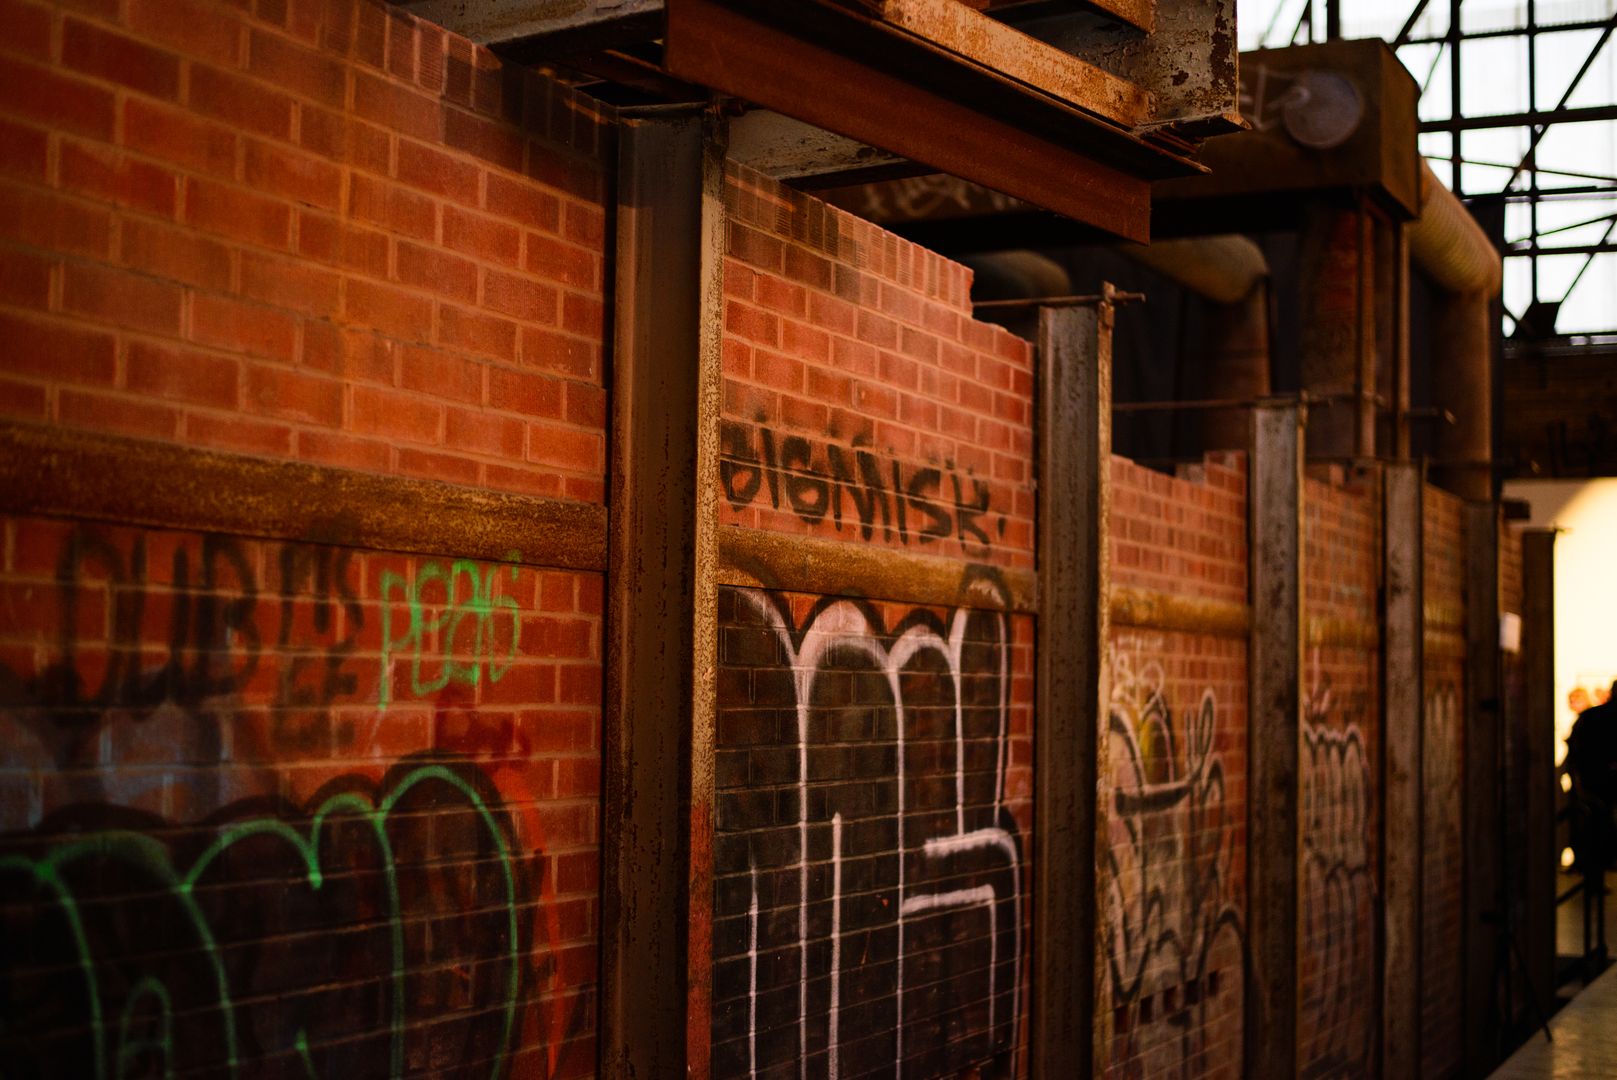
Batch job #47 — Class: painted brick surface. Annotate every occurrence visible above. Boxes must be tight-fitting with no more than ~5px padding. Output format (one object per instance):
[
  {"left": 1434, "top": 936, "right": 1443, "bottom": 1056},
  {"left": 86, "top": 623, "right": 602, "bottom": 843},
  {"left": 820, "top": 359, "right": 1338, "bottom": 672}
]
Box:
[
  {"left": 712, "top": 166, "right": 1039, "bottom": 1078},
  {"left": 719, "top": 163, "right": 1035, "bottom": 572},
  {"left": 0, "top": 513, "right": 602, "bottom": 1077},
  {"left": 1105, "top": 455, "right": 1249, "bottom": 1080},
  {"left": 1300, "top": 471, "right": 1381, "bottom": 1079},
  {"left": 0, "top": 0, "right": 609, "bottom": 501},
  {"left": 1422, "top": 484, "right": 1466, "bottom": 1080}
]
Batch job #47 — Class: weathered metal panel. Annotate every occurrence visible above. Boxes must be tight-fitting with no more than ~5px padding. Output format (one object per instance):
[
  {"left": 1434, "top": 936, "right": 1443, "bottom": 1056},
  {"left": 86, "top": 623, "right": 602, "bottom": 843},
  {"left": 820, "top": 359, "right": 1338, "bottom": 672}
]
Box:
[
  {"left": 1246, "top": 401, "right": 1304, "bottom": 1079},
  {"left": 1032, "top": 299, "right": 1112, "bottom": 1078},
  {"left": 390, "top": 0, "right": 663, "bottom": 48},
  {"left": 1460, "top": 501, "right": 1502, "bottom": 1076},
  {"left": 1381, "top": 461, "right": 1425, "bottom": 1079},
  {"left": 602, "top": 109, "right": 725, "bottom": 1080},
  {"left": 0, "top": 420, "right": 607, "bottom": 570}
]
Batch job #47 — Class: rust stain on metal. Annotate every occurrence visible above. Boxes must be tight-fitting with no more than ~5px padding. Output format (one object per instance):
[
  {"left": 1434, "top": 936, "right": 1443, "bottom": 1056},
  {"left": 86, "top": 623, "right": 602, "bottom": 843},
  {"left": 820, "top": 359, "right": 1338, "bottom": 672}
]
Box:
[
  {"left": 1109, "top": 585, "right": 1250, "bottom": 638},
  {"left": 715, "top": 527, "right": 1038, "bottom": 613},
  {"left": 0, "top": 420, "right": 607, "bottom": 569}
]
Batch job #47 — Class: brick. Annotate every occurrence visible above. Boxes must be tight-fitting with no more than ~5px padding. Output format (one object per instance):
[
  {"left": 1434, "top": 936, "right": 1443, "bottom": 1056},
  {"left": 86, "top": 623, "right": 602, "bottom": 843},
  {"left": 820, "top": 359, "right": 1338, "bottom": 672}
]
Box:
[
  {"left": 563, "top": 382, "right": 604, "bottom": 429},
  {"left": 126, "top": 340, "right": 241, "bottom": 409},
  {"left": 0, "top": 55, "right": 116, "bottom": 141},
  {"left": 191, "top": 293, "right": 298, "bottom": 362},
  {"left": 59, "top": 141, "right": 180, "bottom": 218},
  {"left": 396, "top": 240, "right": 477, "bottom": 302},
  {"left": 128, "top": 0, "right": 244, "bottom": 65},
  {"left": 296, "top": 428, "right": 392, "bottom": 472},
  {"left": 484, "top": 173, "right": 559, "bottom": 231},
  {"left": 350, "top": 385, "right": 440, "bottom": 443},
  {"left": 0, "top": 247, "right": 52, "bottom": 308},
  {"left": 185, "top": 177, "right": 292, "bottom": 249},
  {"left": 441, "top": 205, "right": 519, "bottom": 266},
  {"left": 728, "top": 223, "right": 783, "bottom": 271},
  {"left": 344, "top": 278, "right": 433, "bottom": 342},
  {"left": 243, "top": 360, "right": 343, "bottom": 425},
  {"left": 384, "top": 8, "right": 416, "bottom": 81},
  {"left": 483, "top": 268, "right": 556, "bottom": 324},
  {"left": 0, "top": 311, "right": 116, "bottom": 385},
  {"left": 118, "top": 216, "right": 234, "bottom": 291},
  {"left": 487, "top": 366, "right": 562, "bottom": 418},
  {"left": 0, "top": 375, "right": 47, "bottom": 419},
  {"left": 247, "top": 27, "right": 346, "bottom": 108},
  {"left": 437, "top": 304, "right": 516, "bottom": 360},
  {"left": 61, "top": 263, "right": 183, "bottom": 334},
  {"left": 526, "top": 423, "right": 600, "bottom": 473},
  {"left": 0, "top": 117, "right": 47, "bottom": 183},
  {"left": 296, "top": 211, "right": 388, "bottom": 277},
  {"left": 188, "top": 65, "right": 294, "bottom": 140},
  {"left": 123, "top": 98, "right": 239, "bottom": 179},
  {"left": 301, "top": 322, "right": 397, "bottom": 384},
  {"left": 63, "top": 19, "right": 182, "bottom": 100},
  {"left": 519, "top": 327, "right": 594, "bottom": 380},
  {"left": 442, "top": 107, "right": 522, "bottom": 173},
  {"left": 446, "top": 405, "right": 524, "bottom": 457},
  {"left": 524, "top": 233, "right": 596, "bottom": 290},
  {"left": 352, "top": 70, "right": 440, "bottom": 142},
  {"left": 299, "top": 106, "right": 393, "bottom": 173},
  {"left": 239, "top": 250, "right": 340, "bottom": 314},
  {"left": 0, "top": 0, "right": 51, "bottom": 58},
  {"left": 560, "top": 292, "right": 602, "bottom": 339},
  {"left": 184, "top": 410, "right": 294, "bottom": 455},
  {"left": 563, "top": 201, "right": 604, "bottom": 248},
  {"left": 395, "top": 445, "right": 478, "bottom": 485},
  {"left": 0, "top": 184, "right": 113, "bottom": 258},
  {"left": 396, "top": 139, "right": 480, "bottom": 203},
  {"left": 58, "top": 388, "right": 179, "bottom": 438},
  {"left": 244, "top": 140, "right": 344, "bottom": 211},
  {"left": 397, "top": 346, "right": 483, "bottom": 404},
  {"left": 347, "top": 174, "right": 436, "bottom": 243}
]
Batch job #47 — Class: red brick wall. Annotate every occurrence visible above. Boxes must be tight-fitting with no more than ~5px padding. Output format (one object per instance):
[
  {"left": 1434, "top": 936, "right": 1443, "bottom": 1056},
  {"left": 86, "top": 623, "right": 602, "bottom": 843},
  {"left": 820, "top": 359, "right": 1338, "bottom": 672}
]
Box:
[
  {"left": 0, "top": 514, "right": 602, "bottom": 1076},
  {"left": 1421, "top": 484, "right": 1466, "bottom": 1080},
  {"left": 711, "top": 164, "right": 1037, "bottom": 1078},
  {"left": 0, "top": 0, "right": 609, "bottom": 1075},
  {"left": 0, "top": 0, "right": 609, "bottom": 500},
  {"left": 719, "top": 162, "right": 1034, "bottom": 572},
  {"left": 1105, "top": 454, "right": 1249, "bottom": 1079},
  {"left": 1300, "top": 471, "right": 1381, "bottom": 1078}
]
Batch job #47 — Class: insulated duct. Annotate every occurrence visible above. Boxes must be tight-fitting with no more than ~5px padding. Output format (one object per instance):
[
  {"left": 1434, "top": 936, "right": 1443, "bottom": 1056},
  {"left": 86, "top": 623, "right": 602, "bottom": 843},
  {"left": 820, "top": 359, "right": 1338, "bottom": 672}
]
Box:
[{"left": 1410, "top": 159, "right": 1501, "bottom": 500}]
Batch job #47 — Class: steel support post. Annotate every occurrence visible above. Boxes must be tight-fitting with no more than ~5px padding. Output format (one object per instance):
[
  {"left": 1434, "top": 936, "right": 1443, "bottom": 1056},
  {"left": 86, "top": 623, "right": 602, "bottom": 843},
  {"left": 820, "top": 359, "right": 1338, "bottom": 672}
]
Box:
[
  {"left": 1521, "top": 529, "right": 1558, "bottom": 1020},
  {"left": 1381, "top": 461, "right": 1425, "bottom": 1079},
  {"left": 602, "top": 108, "right": 726, "bottom": 1080},
  {"left": 1032, "top": 297, "right": 1113, "bottom": 1079},
  {"left": 1461, "top": 501, "right": 1503, "bottom": 1076},
  {"left": 1246, "top": 401, "right": 1305, "bottom": 1080}
]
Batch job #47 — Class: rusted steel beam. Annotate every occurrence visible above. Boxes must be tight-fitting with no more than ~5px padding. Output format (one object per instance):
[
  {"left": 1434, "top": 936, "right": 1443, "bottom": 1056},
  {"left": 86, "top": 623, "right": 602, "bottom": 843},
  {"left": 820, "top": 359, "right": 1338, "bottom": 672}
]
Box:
[
  {"left": 601, "top": 108, "right": 725, "bottom": 1080},
  {"left": 715, "top": 527, "right": 1038, "bottom": 613},
  {"left": 1109, "top": 586, "right": 1249, "bottom": 637},
  {"left": 1031, "top": 296, "right": 1112, "bottom": 1078},
  {"left": 726, "top": 109, "right": 912, "bottom": 184},
  {"left": 391, "top": 0, "right": 663, "bottom": 52},
  {"left": 1304, "top": 617, "right": 1381, "bottom": 650},
  {"left": 1246, "top": 400, "right": 1305, "bottom": 1079},
  {"left": 1521, "top": 529, "right": 1558, "bottom": 1034},
  {"left": 1461, "top": 502, "right": 1503, "bottom": 1076},
  {"left": 1381, "top": 462, "right": 1424, "bottom": 1080},
  {"left": 663, "top": 0, "right": 1173, "bottom": 242},
  {"left": 0, "top": 420, "right": 606, "bottom": 569}
]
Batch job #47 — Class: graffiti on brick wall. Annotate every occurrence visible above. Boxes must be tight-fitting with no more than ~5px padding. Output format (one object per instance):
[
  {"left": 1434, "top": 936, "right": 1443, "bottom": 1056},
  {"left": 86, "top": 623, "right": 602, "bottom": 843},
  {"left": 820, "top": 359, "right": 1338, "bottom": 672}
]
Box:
[
  {"left": 720, "top": 420, "right": 1005, "bottom": 555},
  {"left": 0, "top": 524, "right": 595, "bottom": 1078},
  {"left": 1104, "top": 634, "right": 1245, "bottom": 1078},
  {"left": 712, "top": 581, "right": 1025, "bottom": 1079},
  {"left": 1425, "top": 683, "right": 1461, "bottom": 852},
  {"left": 1300, "top": 651, "right": 1373, "bottom": 1077},
  {"left": 0, "top": 755, "right": 589, "bottom": 1079}
]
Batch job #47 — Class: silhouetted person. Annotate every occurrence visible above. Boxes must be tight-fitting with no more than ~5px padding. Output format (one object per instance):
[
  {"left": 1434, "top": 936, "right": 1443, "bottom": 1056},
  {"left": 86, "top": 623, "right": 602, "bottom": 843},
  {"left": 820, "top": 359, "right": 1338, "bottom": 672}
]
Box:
[{"left": 1567, "top": 682, "right": 1617, "bottom": 967}]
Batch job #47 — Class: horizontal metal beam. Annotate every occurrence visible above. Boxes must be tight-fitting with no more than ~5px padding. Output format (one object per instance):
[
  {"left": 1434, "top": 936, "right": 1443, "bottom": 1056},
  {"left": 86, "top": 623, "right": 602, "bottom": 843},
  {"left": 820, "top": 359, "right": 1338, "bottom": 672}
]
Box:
[
  {"left": 727, "top": 109, "right": 911, "bottom": 182},
  {"left": 1507, "top": 241, "right": 1617, "bottom": 257},
  {"left": 391, "top": 0, "right": 664, "bottom": 51},
  {"left": 1419, "top": 103, "right": 1617, "bottom": 132},
  {"left": 0, "top": 421, "right": 608, "bottom": 570}
]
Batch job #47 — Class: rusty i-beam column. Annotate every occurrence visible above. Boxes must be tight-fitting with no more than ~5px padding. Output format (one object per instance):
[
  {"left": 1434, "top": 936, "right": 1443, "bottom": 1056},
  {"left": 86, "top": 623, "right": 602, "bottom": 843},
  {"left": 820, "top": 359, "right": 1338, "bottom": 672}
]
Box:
[
  {"left": 1246, "top": 400, "right": 1305, "bottom": 1080},
  {"left": 602, "top": 107, "right": 726, "bottom": 1080},
  {"left": 1521, "top": 529, "right": 1558, "bottom": 1027},
  {"left": 1032, "top": 296, "right": 1113, "bottom": 1078},
  {"left": 1381, "top": 461, "right": 1425, "bottom": 1078},
  {"left": 1461, "top": 502, "right": 1503, "bottom": 1076}
]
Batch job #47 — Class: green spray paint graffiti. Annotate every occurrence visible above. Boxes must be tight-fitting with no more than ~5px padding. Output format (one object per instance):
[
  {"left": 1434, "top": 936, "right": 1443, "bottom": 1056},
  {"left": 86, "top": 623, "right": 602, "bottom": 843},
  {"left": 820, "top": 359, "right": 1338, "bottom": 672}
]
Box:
[
  {"left": 0, "top": 760, "right": 523, "bottom": 1080},
  {"left": 380, "top": 557, "right": 523, "bottom": 708}
]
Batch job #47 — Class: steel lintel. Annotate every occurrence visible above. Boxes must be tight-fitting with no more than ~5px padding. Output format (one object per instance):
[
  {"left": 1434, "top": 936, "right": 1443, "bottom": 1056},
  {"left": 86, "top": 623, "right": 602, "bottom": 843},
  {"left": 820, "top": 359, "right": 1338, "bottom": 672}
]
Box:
[{"left": 391, "top": 0, "right": 663, "bottom": 52}]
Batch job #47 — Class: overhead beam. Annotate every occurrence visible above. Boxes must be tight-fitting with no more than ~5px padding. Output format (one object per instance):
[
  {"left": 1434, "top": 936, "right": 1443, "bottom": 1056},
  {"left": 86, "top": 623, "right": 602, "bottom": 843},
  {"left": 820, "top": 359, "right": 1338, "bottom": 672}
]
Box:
[
  {"left": 1419, "top": 103, "right": 1617, "bottom": 132},
  {"left": 390, "top": 0, "right": 663, "bottom": 52},
  {"left": 726, "top": 110, "right": 911, "bottom": 183}
]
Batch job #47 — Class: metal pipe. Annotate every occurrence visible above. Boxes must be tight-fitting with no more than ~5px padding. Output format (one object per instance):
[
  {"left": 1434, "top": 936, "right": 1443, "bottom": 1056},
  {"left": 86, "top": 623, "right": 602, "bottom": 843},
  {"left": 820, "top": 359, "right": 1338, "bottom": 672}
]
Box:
[{"left": 1411, "top": 159, "right": 1503, "bottom": 499}]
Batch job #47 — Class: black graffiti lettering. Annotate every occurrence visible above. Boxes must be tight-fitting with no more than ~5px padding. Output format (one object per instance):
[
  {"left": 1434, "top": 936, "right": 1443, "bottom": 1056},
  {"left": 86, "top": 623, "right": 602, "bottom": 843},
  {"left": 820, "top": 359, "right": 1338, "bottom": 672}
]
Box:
[
  {"left": 905, "top": 466, "right": 951, "bottom": 543},
  {"left": 780, "top": 435, "right": 831, "bottom": 523},
  {"left": 853, "top": 445, "right": 892, "bottom": 541},
  {"left": 758, "top": 424, "right": 782, "bottom": 509},
  {"left": 719, "top": 421, "right": 763, "bottom": 508},
  {"left": 953, "top": 473, "right": 993, "bottom": 547},
  {"left": 891, "top": 459, "right": 908, "bottom": 543}
]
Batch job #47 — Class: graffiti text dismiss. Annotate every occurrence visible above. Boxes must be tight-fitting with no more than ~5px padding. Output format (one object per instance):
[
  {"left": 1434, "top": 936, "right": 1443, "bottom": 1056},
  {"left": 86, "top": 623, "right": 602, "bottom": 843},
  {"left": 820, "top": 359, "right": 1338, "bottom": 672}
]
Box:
[{"left": 720, "top": 421, "right": 1005, "bottom": 552}]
